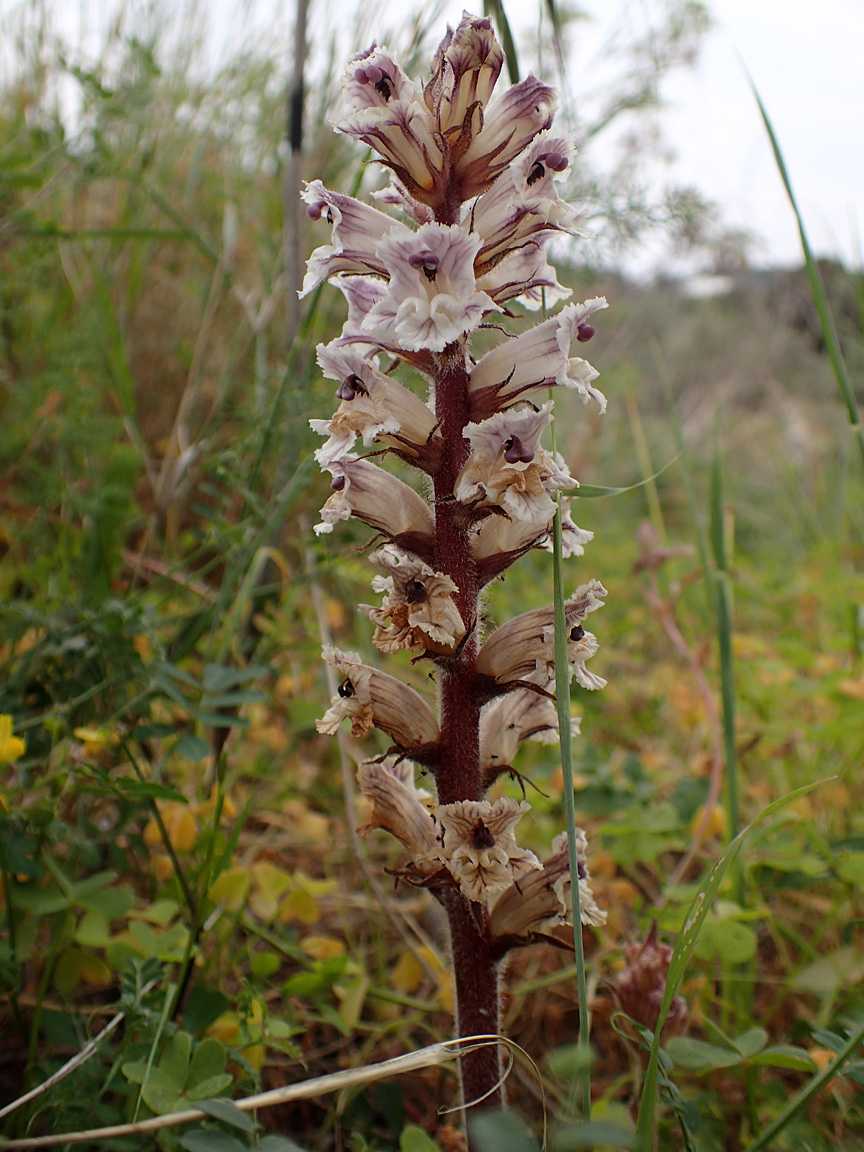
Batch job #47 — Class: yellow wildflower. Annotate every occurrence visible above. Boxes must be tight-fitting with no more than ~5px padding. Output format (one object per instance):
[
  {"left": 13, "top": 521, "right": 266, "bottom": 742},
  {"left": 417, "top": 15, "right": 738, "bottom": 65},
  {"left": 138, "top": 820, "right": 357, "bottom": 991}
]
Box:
[{"left": 0, "top": 716, "right": 25, "bottom": 764}]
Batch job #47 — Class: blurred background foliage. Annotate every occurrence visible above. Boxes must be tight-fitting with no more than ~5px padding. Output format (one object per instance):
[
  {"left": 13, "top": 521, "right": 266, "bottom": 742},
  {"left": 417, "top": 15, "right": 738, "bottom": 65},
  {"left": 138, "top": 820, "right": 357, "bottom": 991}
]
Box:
[{"left": 1, "top": 0, "right": 863, "bottom": 1149}]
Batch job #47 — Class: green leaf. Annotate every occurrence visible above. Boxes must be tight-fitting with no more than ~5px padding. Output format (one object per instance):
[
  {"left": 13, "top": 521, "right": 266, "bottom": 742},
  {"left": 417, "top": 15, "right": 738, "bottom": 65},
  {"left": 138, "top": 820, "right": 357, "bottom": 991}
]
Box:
[
  {"left": 552, "top": 1120, "right": 634, "bottom": 1149},
  {"left": 750, "top": 80, "right": 864, "bottom": 471},
  {"left": 79, "top": 885, "right": 136, "bottom": 919},
  {"left": 734, "top": 1028, "right": 768, "bottom": 1058},
  {"left": 791, "top": 946, "right": 864, "bottom": 998},
  {"left": 75, "top": 910, "right": 111, "bottom": 948},
  {"left": 255, "top": 1139, "right": 308, "bottom": 1152},
  {"left": 195, "top": 711, "right": 249, "bottom": 729},
  {"left": 119, "top": 779, "right": 190, "bottom": 803},
  {"left": 134, "top": 898, "right": 181, "bottom": 926},
  {"left": 120, "top": 1060, "right": 151, "bottom": 1085},
  {"left": 693, "top": 918, "right": 757, "bottom": 964},
  {"left": 179, "top": 1130, "right": 247, "bottom": 1152},
  {"left": 634, "top": 780, "right": 830, "bottom": 1151},
  {"left": 187, "top": 1038, "right": 228, "bottom": 1088},
  {"left": 158, "top": 1031, "right": 192, "bottom": 1085},
  {"left": 196, "top": 1098, "right": 257, "bottom": 1132},
  {"left": 202, "top": 663, "right": 271, "bottom": 692},
  {"left": 665, "top": 1037, "right": 743, "bottom": 1071},
  {"left": 750, "top": 1046, "right": 816, "bottom": 1072},
  {"left": 141, "top": 1067, "right": 185, "bottom": 1115},
  {"left": 399, "top": 1124, "right": 442, "bottom": 1152},
  {"left": 184, "top": 987, "right": 231, "bottom": 1034},
  {"left": 204, "top": 691, "right": 268, "bottom": 708},
  {"left": 546, "top": 1043, "right": 592, "bottom": 1082},
  {"left": 185, "top": 1074, "right": 234, "bottom": 1101},
  {"left": 9, "top": 884, "right": 69, "bottom": 914},
  {"left": 467, "top": 1109, "right": 540, "bottom": 1152},
  {"left": 175, "top": 733, "right": 212, "bottom": 761},
  {"left": 250, "top": 951, "right": 281, "bottom": 979},
  {"left": 69, "top": 871, "right": 117, "bottom": 898}
]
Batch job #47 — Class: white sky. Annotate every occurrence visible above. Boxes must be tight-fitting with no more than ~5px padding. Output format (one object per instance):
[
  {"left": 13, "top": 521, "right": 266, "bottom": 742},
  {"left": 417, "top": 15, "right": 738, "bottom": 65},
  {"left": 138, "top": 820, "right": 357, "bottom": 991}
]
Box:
[
  {"left": 4, "top": 0, "right": 862, "bottom": 273},
  {"left": 653, "top": 0, "right": 864, "bottom": 270}
]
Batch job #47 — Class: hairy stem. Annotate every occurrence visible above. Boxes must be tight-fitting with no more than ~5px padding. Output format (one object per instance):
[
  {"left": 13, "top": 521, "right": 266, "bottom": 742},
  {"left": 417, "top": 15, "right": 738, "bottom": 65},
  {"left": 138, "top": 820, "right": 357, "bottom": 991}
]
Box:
[{"left": 432, "top": 343, "right": 502, "bottom": 1117}]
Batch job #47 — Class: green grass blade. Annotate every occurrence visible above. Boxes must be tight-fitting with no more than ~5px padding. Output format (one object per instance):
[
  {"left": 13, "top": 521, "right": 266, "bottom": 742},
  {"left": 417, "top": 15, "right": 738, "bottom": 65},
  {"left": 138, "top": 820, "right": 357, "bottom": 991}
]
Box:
[
  {"left": 551, "top": 496, "right": 591, "bottom": 1121},
  {"left": 632, "top": 781, "right": 828, "bottom": 1151},
  {"left": 577, "top": 455, "right": 679, "bottom": 498},
  {"left": 484, "top": 0, "right": 521, "bottom": 83},
  {"left": 751, "top": 80, "right": 864, "bottom": 471},
  {"left": 709, "top": 427, "right": 740, "bottom": 847}
]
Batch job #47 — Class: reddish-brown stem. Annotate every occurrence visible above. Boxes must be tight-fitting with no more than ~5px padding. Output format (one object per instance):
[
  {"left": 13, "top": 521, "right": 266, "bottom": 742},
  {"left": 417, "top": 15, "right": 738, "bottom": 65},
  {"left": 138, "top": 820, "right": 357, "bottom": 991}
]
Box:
[{"left": 431, "top": 340, "right": 503, "bottom": 1119}]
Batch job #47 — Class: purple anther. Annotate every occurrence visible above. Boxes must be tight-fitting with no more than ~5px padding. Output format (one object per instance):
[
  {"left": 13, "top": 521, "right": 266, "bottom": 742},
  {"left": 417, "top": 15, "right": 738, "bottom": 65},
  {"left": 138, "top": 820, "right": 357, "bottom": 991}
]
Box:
[
  {"left": 354, "top": 67, "right": 370, "bottom": 84},
  {"left": 306, "top": 199, "right": 327, "bottom": 221},
  {"left": 472, "top": 821, "right": 496, "bottom": 849},
  {"left": 576, "top": 324, "right": 595, "bottom": 343},
  {"left": 330, "top": 475, "right": 346, "bottom": 491},
  {"left": 405, "top": 579, "right": 428, "bottom": 604},
  {"left": 503, "top": 435, "right": 534, "bottom": 465},
  {"left": 336, "top": 374, "right": 366, "bottom": 401},
  {"left": 541, "top": 151, "right": 567, "bottom": 172},
  {"left": 364, "top": 64, "right": 384, "bottom": 84},
  {"left": 408, "top": 250, "right": 439, "bottom": 269},
  {"left": 408, "top": 249, "right": 440, "bottom": 282}
]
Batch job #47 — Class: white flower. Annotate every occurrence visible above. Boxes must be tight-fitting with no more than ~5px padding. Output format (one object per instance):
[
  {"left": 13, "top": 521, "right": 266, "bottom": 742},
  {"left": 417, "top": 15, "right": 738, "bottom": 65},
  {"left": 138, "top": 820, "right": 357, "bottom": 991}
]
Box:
[
  {"left": 312, "top": 343, "right": 438, "bottom": 464},
  {"left": 489, "top": 828, "right": 606, "bottom": 950},
  {"left": 455, "top": 76, "right": 556, "bottom": 200},
  {"left": 480, "top": 689, "right": 579, "bottom": 781},
  {"left": 472, "top": 134, "right": 586, "bottom": 269},
  {"left": 424, "top": 13, "right": 504, "bottom": 136},
  {"left": 475, "top": 579, "right": 607, "bottom": 692},
  {"left": 356, "top": 758, "right": 438, "bottom": 858},
  {"left": 361, "top": 222, "right": 500, "bottom": 352},
  {"left": 342, "top": 45, "right": 420, "bottom": 111},
  {"left": 300, "top": 181, "right": 396, "bottom": 296},
  {"left": 359, "top": 544, "right": 466, "bottom": 655},
  {"left": 430, "top": 797, "right": 541, "bottom": 903},
  {"left": 468, "top": 297, "right": 608, "bottom": 419},
  {"left": 317, "top": 647, "right": 439, "bottom": 751},
  {"left": 314, "top": 456, "right": 434, "bottom": 560},
  {"left": 476, "top": 240, "right": 572, "bottom": 311},
  {"left": 338, "top": 99, "right": 446, "bottom": 206},
  {"left": 455, "top": 401, "right": 576, "bottom": 523}
]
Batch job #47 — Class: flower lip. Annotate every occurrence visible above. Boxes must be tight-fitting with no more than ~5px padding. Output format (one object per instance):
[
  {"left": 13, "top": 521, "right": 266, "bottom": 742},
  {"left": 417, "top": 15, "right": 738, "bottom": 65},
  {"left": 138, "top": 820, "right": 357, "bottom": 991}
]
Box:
[{"left": 429, "top": 797, "right": 542, "bottom": 903}]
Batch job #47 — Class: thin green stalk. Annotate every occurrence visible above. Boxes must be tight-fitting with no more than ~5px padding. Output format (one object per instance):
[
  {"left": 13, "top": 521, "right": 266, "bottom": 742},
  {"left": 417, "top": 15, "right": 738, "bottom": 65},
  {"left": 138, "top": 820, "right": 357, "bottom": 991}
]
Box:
[
  {"left": 709, "top": 434, "right": 741, "bottom": 853},
  {"left": 552, "top": 497, "right": 591, "bottom": 1121},
  {"left": 131, "top": 980, "right": 178, "bottom": 1124},
  {"left": 751, "top": 82, "right": 864, "bottom": 472},
  {"left": 120, "top": 738, "right": 197, "bottom": 920}
]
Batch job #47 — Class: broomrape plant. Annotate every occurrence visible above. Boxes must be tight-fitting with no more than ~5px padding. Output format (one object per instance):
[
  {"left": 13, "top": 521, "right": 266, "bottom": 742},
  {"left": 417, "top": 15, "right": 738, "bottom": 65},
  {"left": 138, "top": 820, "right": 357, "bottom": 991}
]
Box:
[{"left": 307, "top": 12, "right": 608, "bottom": 1118}]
